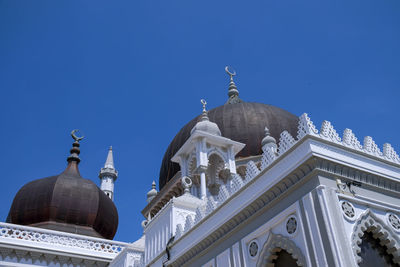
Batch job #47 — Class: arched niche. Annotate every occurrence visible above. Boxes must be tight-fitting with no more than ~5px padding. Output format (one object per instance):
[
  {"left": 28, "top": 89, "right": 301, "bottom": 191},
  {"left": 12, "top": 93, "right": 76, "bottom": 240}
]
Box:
[
  {"left": 256, "top": 233, "right": 306, "bottom": 267},
  {"left": 351, "top": 210, "right": 400, "bottom": 265},
  {"left": 207, "top": 153, "right": 226, "bottom": 196}
]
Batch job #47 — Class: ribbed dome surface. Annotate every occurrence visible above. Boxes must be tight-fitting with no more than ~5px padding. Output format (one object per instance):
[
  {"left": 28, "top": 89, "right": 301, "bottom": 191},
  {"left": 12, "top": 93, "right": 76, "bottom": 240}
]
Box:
[
  {"left": 159, "top": 102, "right": 299, "bottom": 189},
  {"left": 7, "top": 161, "right": 118, "bottom": 240}
]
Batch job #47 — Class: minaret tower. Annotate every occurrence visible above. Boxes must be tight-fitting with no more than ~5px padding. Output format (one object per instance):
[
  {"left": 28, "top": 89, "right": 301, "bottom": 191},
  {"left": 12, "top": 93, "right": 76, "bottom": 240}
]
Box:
[{"left": 99, "top": 146, "right": 118, "bottom": 201}]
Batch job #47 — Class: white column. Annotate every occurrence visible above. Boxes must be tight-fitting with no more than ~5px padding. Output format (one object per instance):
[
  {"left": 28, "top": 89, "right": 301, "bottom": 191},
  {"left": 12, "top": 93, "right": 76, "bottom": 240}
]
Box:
[{"left": 200, "top": 171, "right": 207, "bottom": 199}]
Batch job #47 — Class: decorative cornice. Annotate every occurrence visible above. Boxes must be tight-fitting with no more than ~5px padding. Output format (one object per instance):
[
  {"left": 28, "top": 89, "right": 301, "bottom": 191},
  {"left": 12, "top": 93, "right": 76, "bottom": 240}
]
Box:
[
  {"left": 312, "top": 147, "right": 400, "bottom": 194},
  {"left": 99, "top": 167, "right": 118, "bottom": 180}
]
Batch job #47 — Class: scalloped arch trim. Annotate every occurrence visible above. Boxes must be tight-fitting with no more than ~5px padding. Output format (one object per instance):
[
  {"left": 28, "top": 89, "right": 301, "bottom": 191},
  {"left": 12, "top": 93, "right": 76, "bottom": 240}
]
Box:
[
  {"left": 351, "top": 209, "right": 400, "bottom": 264},
  {"left": 256, "top": 233, "right": 306, "bottom": 267},
  {"left": 207, "top": 147, "right": 228, "bottom": 163}
]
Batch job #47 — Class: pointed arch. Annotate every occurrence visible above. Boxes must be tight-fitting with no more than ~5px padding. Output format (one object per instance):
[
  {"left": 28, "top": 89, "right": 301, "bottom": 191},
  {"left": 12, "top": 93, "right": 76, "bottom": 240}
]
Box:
[
  {"left": 187, "top": 152, "right": 197, "bottom": 178},
  {"left": 207, "top": 147, "right": 228, "bottom": 163},
  {"left": 256, "top": 233, "right": 306, "bottom": 267},
  {"left": 351, "top": 209, "right": 400, "bottom": 265}
]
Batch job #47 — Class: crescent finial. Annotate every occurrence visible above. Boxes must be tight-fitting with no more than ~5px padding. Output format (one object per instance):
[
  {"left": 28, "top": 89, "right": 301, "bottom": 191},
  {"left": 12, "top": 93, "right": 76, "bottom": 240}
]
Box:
[
  {"left": 200, "top": 99, "right": 207, "bottom": 112},
  {"left": 71, "top": 129, "right": 84, "bottom": 142},
  {"left": 225, "top": 66, "right": 236, "bottom": 80}
]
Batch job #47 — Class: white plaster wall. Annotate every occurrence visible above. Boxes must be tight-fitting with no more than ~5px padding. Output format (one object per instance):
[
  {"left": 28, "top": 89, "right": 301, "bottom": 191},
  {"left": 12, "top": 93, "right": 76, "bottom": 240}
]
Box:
[
  {"left": 216, "top": 248, "right": 231, "bottom": 267},
  {"left": 240, "top": 202, "right": 310, "bottom": 267},
  {"left": 144, "top": 204, "right": 172, "bottom": 265},
  {"left": 101, "top": 176, "right": 114, "bottom": 192}
]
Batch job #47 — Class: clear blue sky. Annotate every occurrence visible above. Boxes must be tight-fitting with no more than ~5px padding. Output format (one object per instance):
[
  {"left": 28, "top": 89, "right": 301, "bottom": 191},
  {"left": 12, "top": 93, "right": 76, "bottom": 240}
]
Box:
[{"left": 0, "top": 0, "right": 399, "bottom": 243}]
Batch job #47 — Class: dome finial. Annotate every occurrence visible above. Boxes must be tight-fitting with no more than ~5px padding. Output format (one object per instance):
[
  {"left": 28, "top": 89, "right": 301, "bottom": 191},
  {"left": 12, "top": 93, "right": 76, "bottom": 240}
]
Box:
[
  {"left": 190, "top": 99, "right": 221, "bottom": 136},
  {"left": 225, "top": 66, "right": 242, "bottom": 104},
  {"left": 201, "top": 99, "right": 207, "bottom": 112},
  {"left": 67, "top": 129, "right": 84, "bottom": 163},
  {"left": 200, "top": 99, "right": 210, "bottom": 122},
  {"left": 147, "top": 181, "right": 158, "bottom": 203},
  {"left": 261, "top": 126, "right": 277, "bottom": 149}
]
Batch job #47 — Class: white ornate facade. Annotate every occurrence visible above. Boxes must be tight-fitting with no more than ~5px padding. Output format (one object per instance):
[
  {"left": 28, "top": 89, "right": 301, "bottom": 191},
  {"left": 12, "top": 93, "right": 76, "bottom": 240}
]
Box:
[
  {"left": 123, "top": 113, "right": 399, "bottom": 267},
  {"left": 1, "top": 83, "right": 400, "bottom": 266}
]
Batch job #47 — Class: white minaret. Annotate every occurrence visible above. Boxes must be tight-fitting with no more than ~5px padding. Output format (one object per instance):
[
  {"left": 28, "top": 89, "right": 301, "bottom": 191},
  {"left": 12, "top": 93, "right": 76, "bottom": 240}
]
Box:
[{"left": 99, "top": 146, "right": 118, "bottom": 201}]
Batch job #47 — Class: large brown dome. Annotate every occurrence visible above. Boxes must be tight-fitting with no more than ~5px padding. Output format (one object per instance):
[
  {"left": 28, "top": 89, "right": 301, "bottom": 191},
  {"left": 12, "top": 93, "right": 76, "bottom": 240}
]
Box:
[
  {"left": 159, "top": 101, "right": 299, "bottom": 189},
  {"left": 7, "top": 140, "right": 118, "bottom": 240}
]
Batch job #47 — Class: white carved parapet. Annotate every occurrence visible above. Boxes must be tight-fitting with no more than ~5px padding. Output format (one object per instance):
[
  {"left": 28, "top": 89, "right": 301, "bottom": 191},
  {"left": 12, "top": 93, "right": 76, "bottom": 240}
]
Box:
[
  {"left": 231, "top": 173, "right": 244, "bottom": 193},
  {"left": 342, "top": 128, "right": 363, "bottom": 150},
  {"left": 320, "top": 120, "right": 341, "bottom": 143},
  {"left": 260, "top": 146, "right": 277, "bottom": 171},
  {"left": 278, "top": 131, "right": 297, "bottom": 156},
  {"left": 297, "top": 113, "right": 319, "bottom": 140},
  {"left": 383, "top": 143, "right": 400, "bottom": 163},
  {"left": 194, "top": 207, "right": 205, "bottom": 224},
  {"left": 363, "top": 136, "right": 383, "bottom": 157},
  {"left": 217, "top": 184, "right": 231, "bottom": 202},
  {"left": 296, "top": 114, "right": 400, "bottom": 166},
  {"left": 245, "top": 161, "right": 260, "bottom": 181},
  {"left": 0, "top": 222, "right": 128, "bottom": 265},
  {"left": 203, "top": 195, "right": 218, "bottom": 218}
]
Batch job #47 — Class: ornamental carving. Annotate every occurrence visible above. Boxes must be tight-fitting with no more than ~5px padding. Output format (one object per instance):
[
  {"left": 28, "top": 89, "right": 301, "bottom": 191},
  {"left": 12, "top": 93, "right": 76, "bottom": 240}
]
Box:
[
  {"left": 256, "top": 233, "right": 306, "bottom": 267},
  {"left": 286, "top": 217, "right": 297, "bottom": 235},
  {"left": 388, "top": 213, "right": 400, "bottom": 231},
  {"left": 341, "top": 201, "right": 355, "bottom": 219},
  {"left": 351, "top": 210, "right": 400, "bottom": 264},
  {"left": 249, "top": 240, "right": 259, "bottom": 258},
  {"left": 0, "top": 223, "right": 124, "bottom": 254}
]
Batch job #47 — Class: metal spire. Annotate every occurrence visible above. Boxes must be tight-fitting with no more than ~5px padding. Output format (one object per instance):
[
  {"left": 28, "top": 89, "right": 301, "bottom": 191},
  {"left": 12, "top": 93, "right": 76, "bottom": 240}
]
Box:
[
  {"left": 225, "top": 66, "right": 242, "bottom": 104},
  {"left": 200, "top": 99, "right": 210, "bottom": 122},
  {"left": 99, "top": 146, "right": 118, "bottom": 181},
  {"left": 67, "top": 129, "right": 84, "bottom": 163},
  {"left": 104, "top": 146, "right": 115, "bottom": 169}
]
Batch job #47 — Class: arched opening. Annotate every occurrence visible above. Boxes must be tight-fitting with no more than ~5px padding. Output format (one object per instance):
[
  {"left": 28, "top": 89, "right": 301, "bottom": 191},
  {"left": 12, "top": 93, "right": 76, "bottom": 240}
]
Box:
[
  {"left": 351, "top": 210, "right": 400, "bottom": 265},
  {"left": 256, "top": 233, "right": 306, "bottom": 267},
  {"left": 236, "top": 165, "right": 247, "bottom": 179},
  {"left": 207, "top": 153, "right": 225, "bottom": 196},
  {"left": 272, "top": 249, "right": 299, "bottom": 267},
  {"left": 358, "top": 231, "right": 398, "bottom": 267}
]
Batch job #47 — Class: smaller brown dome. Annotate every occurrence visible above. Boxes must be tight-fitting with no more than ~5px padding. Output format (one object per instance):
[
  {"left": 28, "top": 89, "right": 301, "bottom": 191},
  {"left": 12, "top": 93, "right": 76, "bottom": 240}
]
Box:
[{"left": 7, "top": 139, "right": 118, "bottom": 240}]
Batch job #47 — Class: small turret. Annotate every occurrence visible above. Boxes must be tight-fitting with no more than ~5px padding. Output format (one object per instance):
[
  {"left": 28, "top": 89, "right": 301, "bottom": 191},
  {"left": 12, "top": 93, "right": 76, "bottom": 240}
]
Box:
[
  {"left": 99, "top": 146, "right": 118, "bottom": 201},
  {"left": 261, "top": 127, "right": 277, "bottom": 153},
  {"left": 190, "top": 99, "right": 221, "bottom": 136},
  {"left": 147, "top": 181, "right": 158, "bottom": 203}
]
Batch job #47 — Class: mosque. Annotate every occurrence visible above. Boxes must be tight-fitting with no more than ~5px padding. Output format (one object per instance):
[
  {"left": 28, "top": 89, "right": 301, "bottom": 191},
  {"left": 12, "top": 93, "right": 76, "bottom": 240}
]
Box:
[{"left": 1, "top": 68, "right": 400, "bottom": 267}]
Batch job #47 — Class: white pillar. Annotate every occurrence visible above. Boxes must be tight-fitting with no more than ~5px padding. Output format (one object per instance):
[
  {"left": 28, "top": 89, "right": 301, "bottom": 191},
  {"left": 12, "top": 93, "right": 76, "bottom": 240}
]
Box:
[{"left": 200, "top": 171, "right": 207, "bottom": 199}]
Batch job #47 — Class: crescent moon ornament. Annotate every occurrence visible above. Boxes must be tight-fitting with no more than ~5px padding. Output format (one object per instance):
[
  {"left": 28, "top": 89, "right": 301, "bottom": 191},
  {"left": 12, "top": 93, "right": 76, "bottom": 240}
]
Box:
[
  {"left": 71, "top": 129, "right": 84, "bottom": 142},
  {"left": 225, "top": 66, "right": 236, "bottom": 80},
  {"left": 200, "top": 99, "right": 207, "bottom": 112},
  {"left": 181, "top": 176, "right": 193, "bottom": 194}
]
